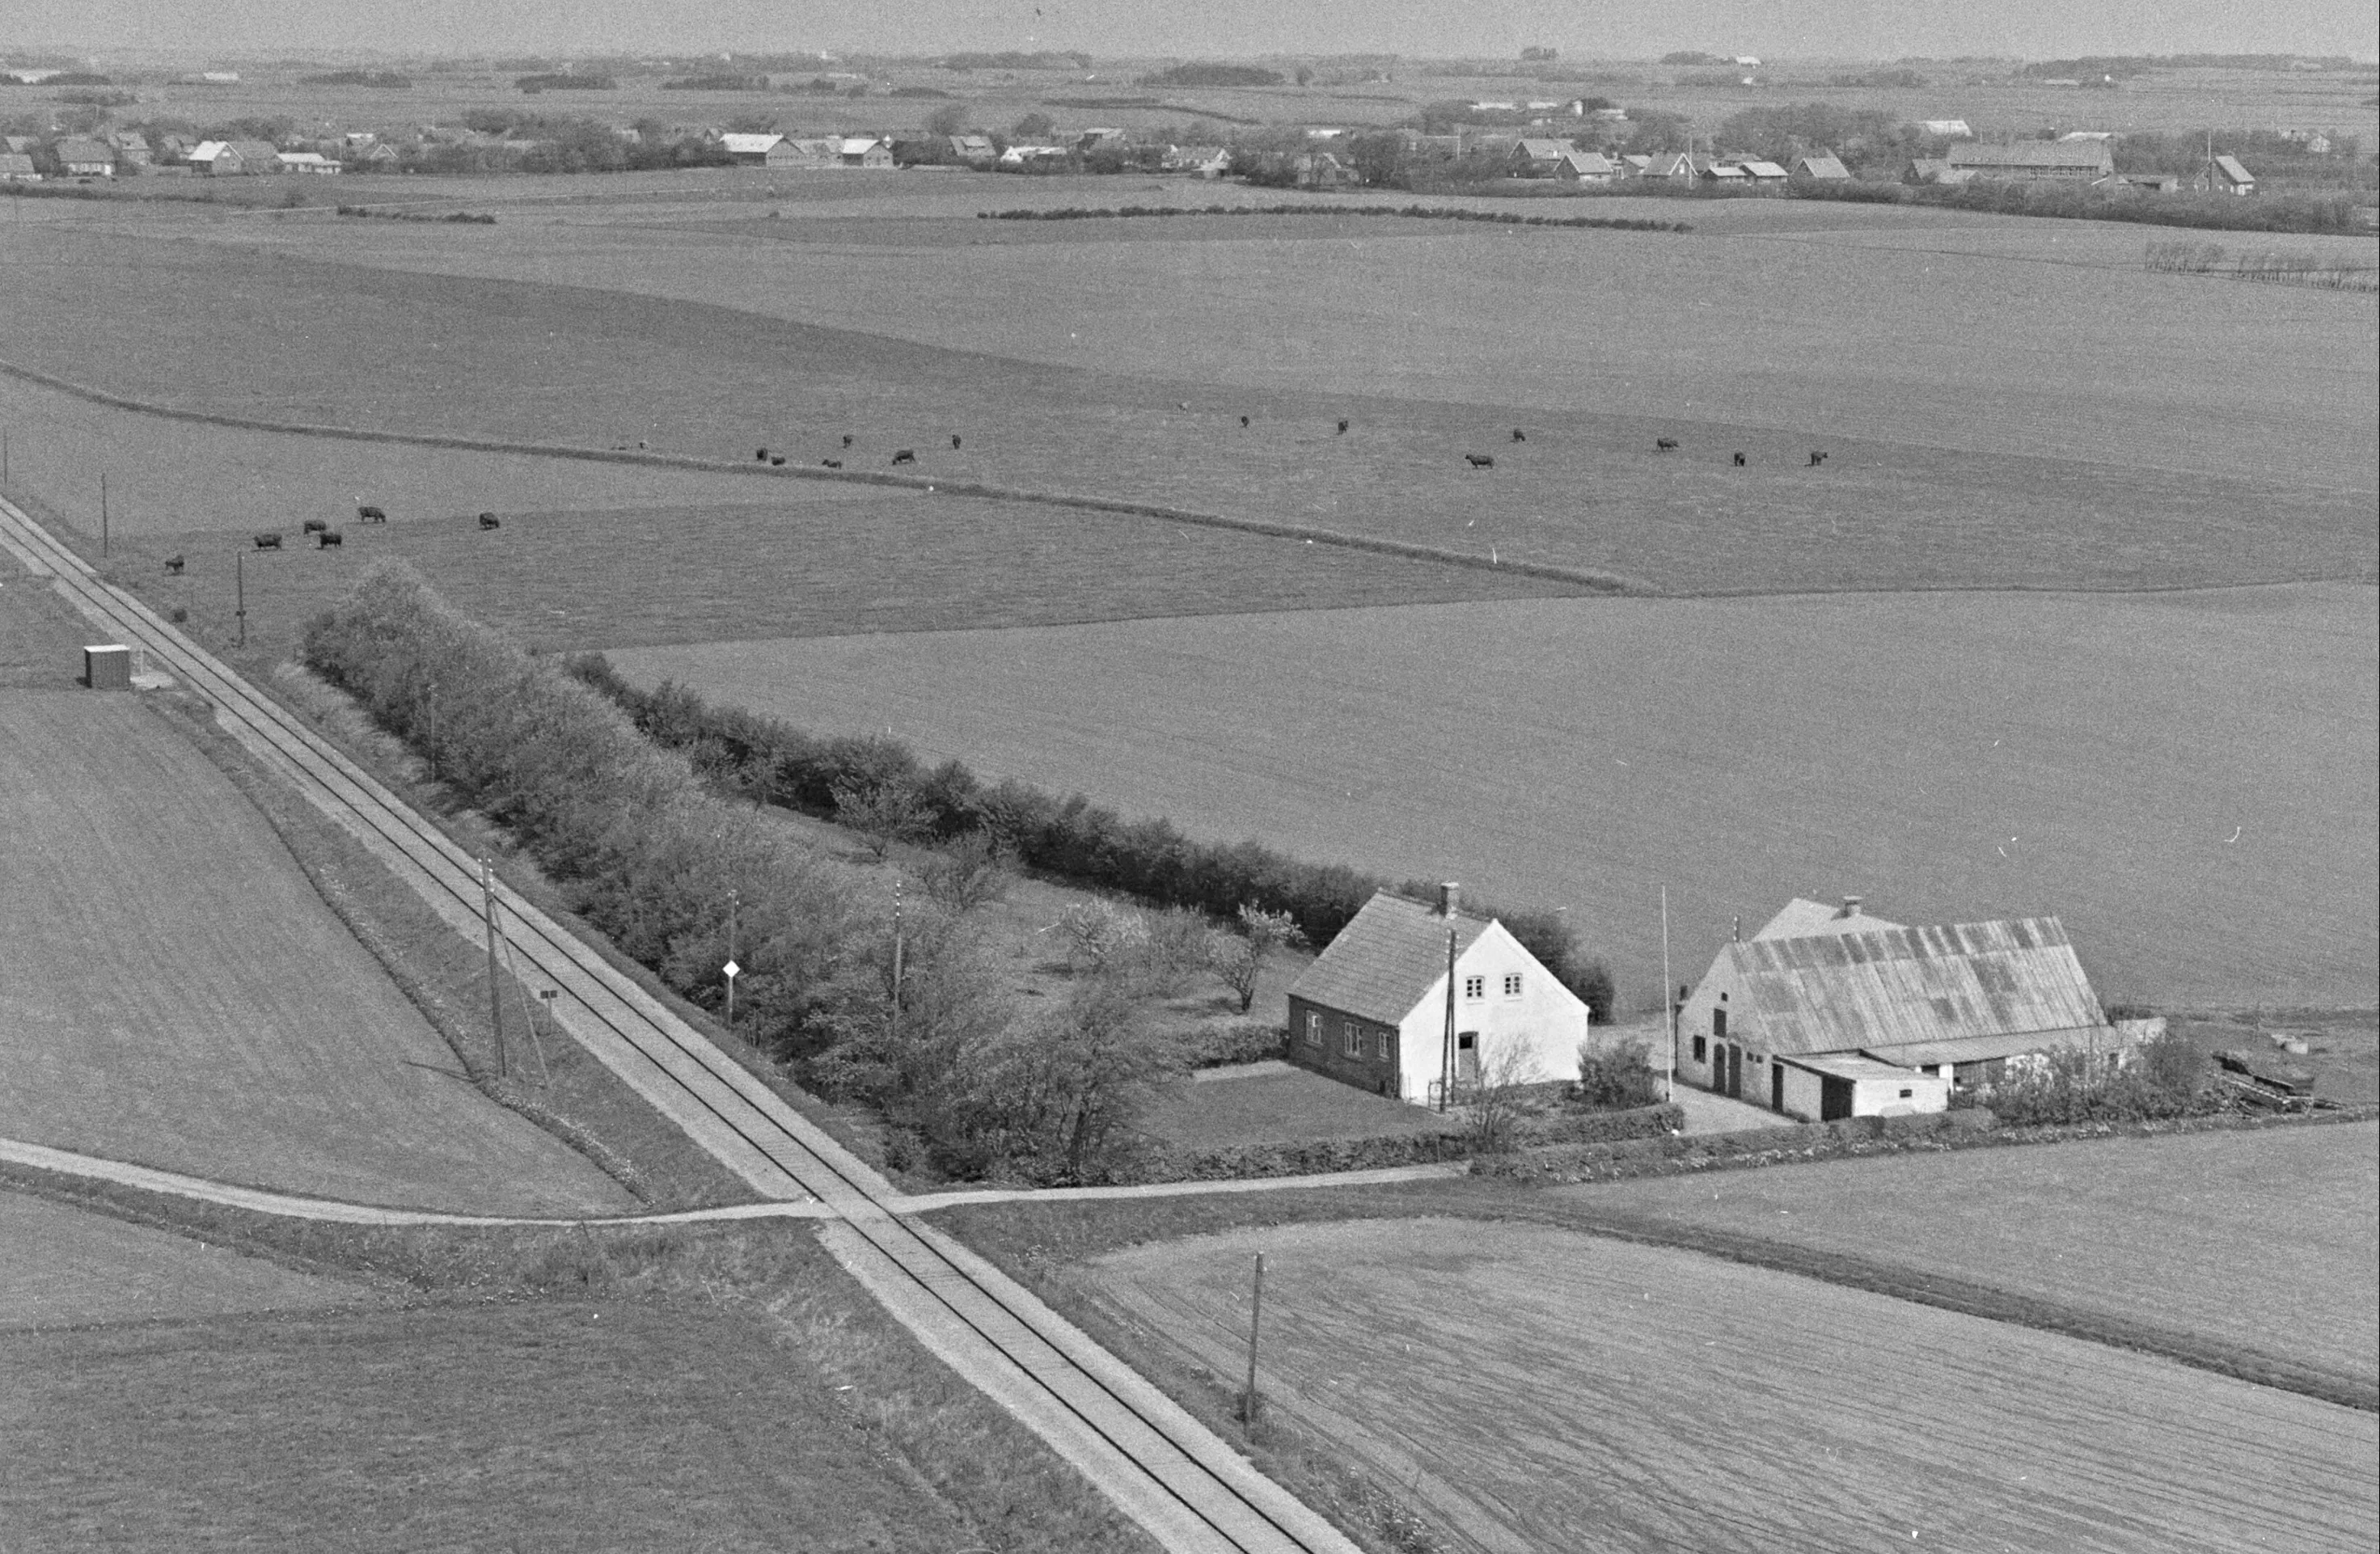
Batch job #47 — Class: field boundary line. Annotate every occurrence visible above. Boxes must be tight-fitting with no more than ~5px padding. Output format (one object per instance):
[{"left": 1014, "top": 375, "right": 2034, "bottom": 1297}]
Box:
[{"left": 0, "top": 352, "right": 1650, "bottom": 597}]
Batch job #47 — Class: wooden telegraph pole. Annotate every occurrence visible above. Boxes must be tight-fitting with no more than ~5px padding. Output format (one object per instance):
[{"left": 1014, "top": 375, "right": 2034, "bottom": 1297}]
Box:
[
  {"left": 1439, "top": 925, "right": 1457, "bottom": 1111},
  {"left": 482, "top": 858, "right": 506, "bottom": 1079},
  {"left": 1241, "top": 1252, "right": 1266, "bottom": 1426},
  {"left": 1661, "top": 885, "right": 1676, "bottom": 1104},
  {"left": 890, "top": 879, "right": 907, "bottom": 1045},
  {"left": 235, "top": 548, "right": 246, "bottom": 647},
  {"left": 99, "top": 472, "right": 108, "bottom": 556}
]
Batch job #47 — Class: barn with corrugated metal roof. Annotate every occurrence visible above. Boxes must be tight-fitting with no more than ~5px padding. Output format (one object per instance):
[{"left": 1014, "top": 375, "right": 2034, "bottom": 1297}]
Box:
[{"left": 1679, "top": 897, "right": 2113, "bottom": 1120}]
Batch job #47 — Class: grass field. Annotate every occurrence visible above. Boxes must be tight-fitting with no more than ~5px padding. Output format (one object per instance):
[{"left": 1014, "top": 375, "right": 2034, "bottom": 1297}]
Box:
[
  {"left": 1082, "top": 1217, "right": 2380, "bottom": 1554},
  {"left": 1558, "top": 1121, "right": 2380, "bottom": 1387},
  {"left": 0, "top": 670, "right": 632, "bottom": 1214},
  {"left": 0, "top": 1189, "right": 377, "bottom": 1330},
  {"left": 2, "top": 206, "right": 2369, "bottom": 598},
  {"left": 612, "top": 582, "right": 2380, "bottom": 1010}
]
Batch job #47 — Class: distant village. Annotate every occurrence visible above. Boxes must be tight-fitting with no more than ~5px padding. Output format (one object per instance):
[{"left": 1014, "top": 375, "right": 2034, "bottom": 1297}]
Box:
[{"left": 0, "top": 63, "right": 2349, "bottom": 201}]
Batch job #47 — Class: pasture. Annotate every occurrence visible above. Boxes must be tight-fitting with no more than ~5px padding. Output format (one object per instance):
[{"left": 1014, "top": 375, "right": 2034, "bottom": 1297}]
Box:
[
  {"left": 0, "top": 1189, "right": 375, "bottom": 1330},
  {"left": 611, "top": 582, "right": 2380, "bottom": 1011},
  {"left": 0, "top": 682, "right": 631, "bottom": 1215},
  {"left": 1139, "top": 1065, "right": 1459, "bottom": 1153},
  {"left": 1559, "top": 1121, "right": 2380, "bottom": 1388},
  {"left": 2, "top": 203, "right": 2369, "bottom": 598},
  {"left": 92, "top": 488, "right": 1581, "bottom": 663},
  {"left": 1084, "top": 1218, "right": 2380, "bottom": 1554}
]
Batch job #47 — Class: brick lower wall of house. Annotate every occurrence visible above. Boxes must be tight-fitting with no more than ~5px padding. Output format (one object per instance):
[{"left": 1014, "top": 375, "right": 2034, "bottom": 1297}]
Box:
[{"left": 1287, "top": 996, "right": 1401, "bottom": 1096}]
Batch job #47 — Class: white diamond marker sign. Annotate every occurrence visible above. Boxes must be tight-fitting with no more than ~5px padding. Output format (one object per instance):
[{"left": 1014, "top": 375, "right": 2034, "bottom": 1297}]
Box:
[{"left": 722, "top": 960, "right": 741, "bottom": 979}]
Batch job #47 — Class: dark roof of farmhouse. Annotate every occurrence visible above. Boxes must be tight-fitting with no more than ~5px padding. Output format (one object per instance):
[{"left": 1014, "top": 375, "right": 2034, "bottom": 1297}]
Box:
[
  {"left": 1289, "top": 890, "right": 1494, "bottom": 1028},
  {"left": 1949, "top": 141, "right": 2112, "bottom": 169},
  {"left": 53, "top": 138, "right": 112, "bottom": 162},
  {"left": 1726, "top": 916, "right": 2107, "bottom": 1057},
  {"left": 1793, "top": 154, "right": 1851, "bottom": 179}
]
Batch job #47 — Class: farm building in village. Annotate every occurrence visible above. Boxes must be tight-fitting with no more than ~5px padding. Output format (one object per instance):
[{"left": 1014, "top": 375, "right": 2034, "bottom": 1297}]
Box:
[
  {"left": 1676, "top": 897, "right": 2117, "bottom": 1120},
  {"left": 1790, "top": 153, "right": 1851, "bottom": 180},
  {"left": 1286, "top": 886, "right": 1590, "bottom": 1104},
  {"left": 53, "top": 138, "right": 116, "bottom": 176},
  {"left": 2200, "top": 154, "right": 2256, "bottom": 195},
  {"left": 1947, "top": 140, "right": 2116, "bottom": 179}
]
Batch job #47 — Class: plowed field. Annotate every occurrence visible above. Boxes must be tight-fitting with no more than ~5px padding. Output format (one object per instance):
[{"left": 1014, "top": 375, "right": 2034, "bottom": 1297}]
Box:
[{"left": 1086, "top": 1218, "right": 2380, "bottom": 1554}]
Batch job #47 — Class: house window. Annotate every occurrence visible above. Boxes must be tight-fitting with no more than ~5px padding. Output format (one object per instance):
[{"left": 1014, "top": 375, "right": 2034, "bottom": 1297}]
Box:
[
  {"left": 1304, "top": 1011, "right": 1321, "bottom": 1045},
  {"left": 1713, "top": 1009, "right": 1728, "bottom": 1039},
  {"left": 1899, "top": 1088, "right": 1913, "bottom": 1099},
  {"left": 1503, "top": 973, "right": 1524, "bottom": 997},
  {"left": 1692, "top": 1035, "right": 1707, "bottom": 1062},
  {"left": 1376, "top": 1032, "right": 1391, "bottom": 1060},
  {"left": 1344, "top": 1025, "right": 1363, "bottom": 1058},
  {"left": 1463, "top": 975, "right": 1485, "bottom": 1000}
]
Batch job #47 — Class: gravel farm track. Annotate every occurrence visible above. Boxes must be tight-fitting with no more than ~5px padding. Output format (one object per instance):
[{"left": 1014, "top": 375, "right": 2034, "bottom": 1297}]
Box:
[{"left": 0, "top": 496, "right": 1360, "bottom": 1554}]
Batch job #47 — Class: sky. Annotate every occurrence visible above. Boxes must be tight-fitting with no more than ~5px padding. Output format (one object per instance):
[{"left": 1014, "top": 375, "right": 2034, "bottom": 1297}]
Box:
[{"left": 3, "top": 0, "right": 2374, "bottom": 63}]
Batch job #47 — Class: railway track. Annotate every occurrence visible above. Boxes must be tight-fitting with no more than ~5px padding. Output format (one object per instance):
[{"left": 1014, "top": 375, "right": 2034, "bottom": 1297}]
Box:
[{"left": 0, "top": 497, "right": 1360, "bottom": 1554}]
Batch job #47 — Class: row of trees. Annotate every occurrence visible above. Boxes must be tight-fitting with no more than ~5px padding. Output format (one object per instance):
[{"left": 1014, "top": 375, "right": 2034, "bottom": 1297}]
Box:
[
  {"left": 299, "top": 567, "right": 1403, "bottom": 1183},
  {"left": 566, "top": 656, "right": 1617, "bottom": 1023}
]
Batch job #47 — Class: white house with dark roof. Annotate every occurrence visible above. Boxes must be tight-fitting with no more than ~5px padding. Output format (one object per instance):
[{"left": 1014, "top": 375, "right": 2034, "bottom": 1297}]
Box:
[
  {"left": 1510, "top": 137, "right": 1577, "bottom": 175},
  {"left": 1679, "top": 897, "right": 2115, "bottom": 1120},
  {"left": 1286, "top": 885, "right": 1589, "bottom": 1104},
  {"left": 2201, "top": 154, "right": 2255, "bottom": 195}
]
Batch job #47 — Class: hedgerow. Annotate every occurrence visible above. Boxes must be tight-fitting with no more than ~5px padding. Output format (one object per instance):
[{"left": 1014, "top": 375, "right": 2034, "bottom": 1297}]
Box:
[
  {"left": 564, "top": 654, "right": 1619, "bottom": 1016},
  {"left": 979, "top": 201, "right": 1690, "bottom": 234}
]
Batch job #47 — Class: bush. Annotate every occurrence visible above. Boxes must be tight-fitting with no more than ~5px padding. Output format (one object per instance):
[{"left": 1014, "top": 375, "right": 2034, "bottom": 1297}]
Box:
[
  {"left": 1573, "top": 1037, "right": 1663, "bottom": 1109},
  {"left": 1978, "top": 1035, "right": 2224, "bottom": 1127},
  {"left": 1194, "top": 1019, "right": 1286, "bottom": 1068},
  {"left": 1513, "top": 1102, "right": 1681, "bottom": 1146}
]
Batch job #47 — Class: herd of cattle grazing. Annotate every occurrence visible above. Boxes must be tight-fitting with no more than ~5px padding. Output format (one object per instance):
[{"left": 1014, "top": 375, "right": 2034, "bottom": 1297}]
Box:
[{"left": 178, "top": 419, "right": 1839, "bottom": 576}]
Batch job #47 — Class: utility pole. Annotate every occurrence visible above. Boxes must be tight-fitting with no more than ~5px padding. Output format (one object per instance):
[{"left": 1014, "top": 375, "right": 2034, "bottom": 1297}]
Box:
[
  {"left": 890, "top": 879, "right": 907, "bottom": 1046},
  {"left": 2, "top": 425, "right": 10, "bottom": 485},
  {"left": 1661, "top": 885, "right": 1676, "bottom": 1104},
  {"left": 723, "top": 889, "right": 740, "bottom": 1029},
  {"left": 1439, "top": 925, "right": 1457, "bottom": 1112},
  {"left": 99, "top": 472, "right": 108, "bottom": 556},
  {"left": 1240, "top": 1252, "right": 1266, "bottom": 1426},
  {"left": 482, "top": 858, "right": 506, "bottom": 1079},
  {"left": 235, "top": 548, "right": 246, "bottom": 647}
]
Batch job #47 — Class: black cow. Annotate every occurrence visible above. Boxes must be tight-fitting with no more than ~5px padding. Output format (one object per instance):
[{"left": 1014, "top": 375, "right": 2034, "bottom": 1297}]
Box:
[
  {"left": 1732, "top": 452, "right": 1746, "bottom": 467},
  {"left": 770, "top": 455, "right": 786, "bottom": 466},
  {"left": 478, "top": 513, "right": 501, "bottom": 530},
  {"left": 163, "top": 554, "right": 184, "bottom": 575},
  {"left": 755, "top": 448, "right": 769, "bottom": 462},
  {"left": 1239, "top": 415, "right": 1250, "bottom": 428},
  {"left": 317, "top": 530, "right": 344, "bottom": 549},
  {"left": 253, "top": 533, "right": 281, "bottom": 550},
  {"left": 891, "top": 449, "right": 916, "bottom": 466},
  {"left": 951, "top": 434, "right": 962, "bottom": 450},
  {"left": 1655, "top": 437, "right": 1680, "bottom": 452},
  {"left": 357, "top": 505, "right": 387, "bottom": 523},
  {"left": 1336, "top": 420, "right": 1350, "bottom": 434},
  {"left": 302, "top": 518, "right": 328, "bottom": 534},
  {"left": 1465, "top": 453, "right": 1494, "bottom": 469},
  {"left": 822, "top": 458, "right": 843, "bottom": 469},
  {"left": 1808, "top": 450, "right": 1829, "bottom": 466},
  {"left": 1511, "top": 429, "right": 1527, "bottom": 442},
  {"left": 841, "top": 434, "right": 854, "bottom": 449}
]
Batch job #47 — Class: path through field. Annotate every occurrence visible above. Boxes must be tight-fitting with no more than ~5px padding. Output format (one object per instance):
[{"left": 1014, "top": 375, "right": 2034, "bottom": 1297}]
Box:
[
  {"left": 1087, "top": 1218, "right": 2380, "bottom": 1554},
  {"left": 614, "top": 583, "right": 2380, "bottom": 1009}
]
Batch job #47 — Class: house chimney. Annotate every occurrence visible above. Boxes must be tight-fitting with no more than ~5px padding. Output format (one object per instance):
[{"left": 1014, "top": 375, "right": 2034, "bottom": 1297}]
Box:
[
  {"left": 1438, "top": 882, "right": 1461, "bottom": 918},
  {"left": 1839, "top": 895, "right": 1862, "bottom": 918}
]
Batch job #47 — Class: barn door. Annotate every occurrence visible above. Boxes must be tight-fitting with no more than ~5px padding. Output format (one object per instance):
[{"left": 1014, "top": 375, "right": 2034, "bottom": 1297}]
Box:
[
  {"left": 1771, "top": 1062, "right": 1785, "bottom": 1112},
  {"left": 1456, "top": 1031, "right": 1479, "bottom": 1084},
  {"left": 1727, "top": 1044, "right": 1744, "bottom": 1099},
  {"left": 1821, "top": 1075, "right": 1853, "bottom": 1121}
]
